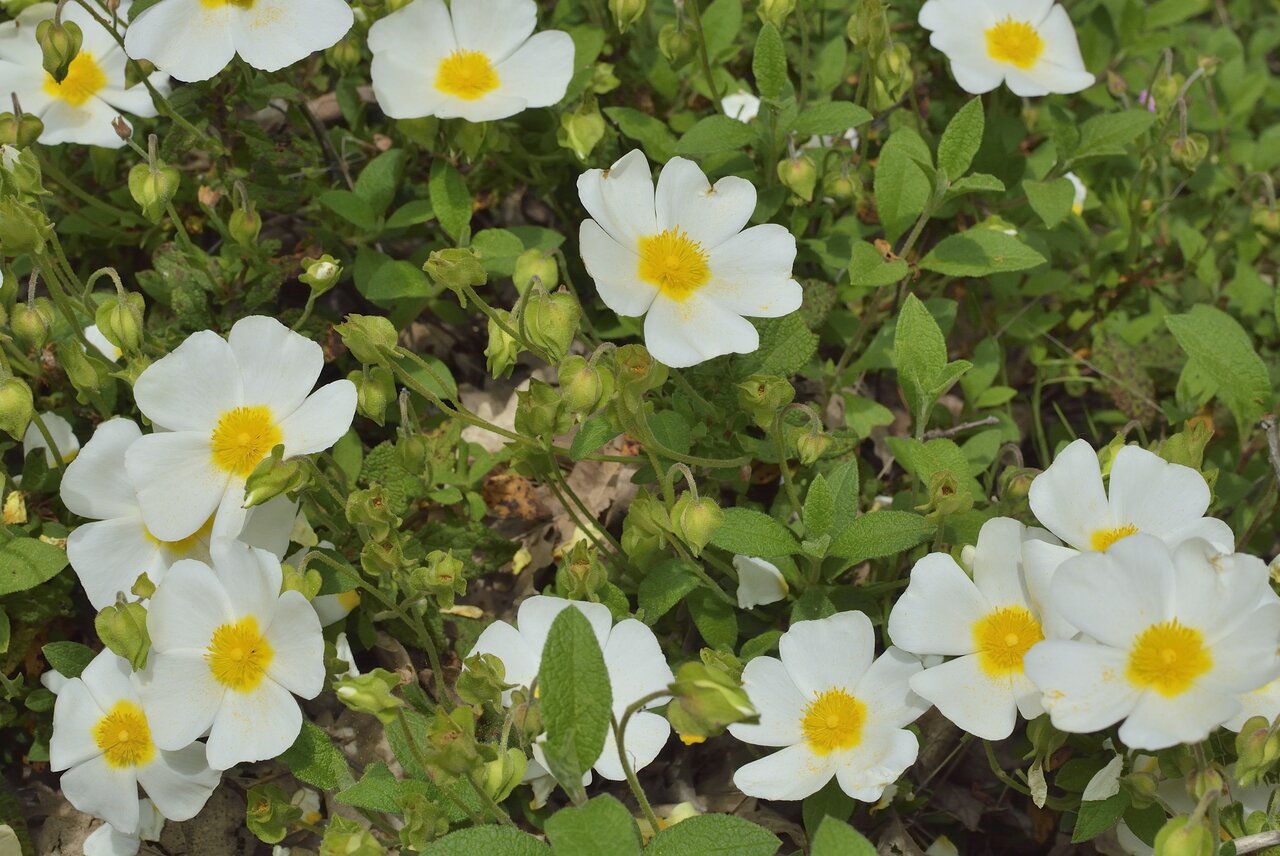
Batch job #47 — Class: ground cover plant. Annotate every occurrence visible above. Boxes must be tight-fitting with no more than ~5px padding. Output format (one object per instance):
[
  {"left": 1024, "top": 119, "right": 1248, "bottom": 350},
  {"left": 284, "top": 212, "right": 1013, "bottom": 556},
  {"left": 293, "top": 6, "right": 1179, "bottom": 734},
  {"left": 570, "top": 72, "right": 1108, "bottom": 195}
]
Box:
[{"left": 0, "top": 0, "right": 1278, "bottom": 853}]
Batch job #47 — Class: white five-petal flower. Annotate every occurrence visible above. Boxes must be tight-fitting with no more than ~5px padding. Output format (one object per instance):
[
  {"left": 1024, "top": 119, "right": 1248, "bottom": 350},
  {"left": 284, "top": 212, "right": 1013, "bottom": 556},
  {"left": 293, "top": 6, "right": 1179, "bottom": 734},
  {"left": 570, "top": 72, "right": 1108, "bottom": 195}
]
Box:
[
  {"left": 139, "top": 539, "right": 325, "bottom": 770},
  {"left": 1023, "top": 535, "right": 1280, "bottom": 750},
  {"left": 126, "top": 315, "right": 355, "bottom": 542},
  {"left": 578, "top": 150, "right": 803, "bottom": 367},
  {"left": 888, "top": 518, "right": 1055, "bottom": 741},
  {"left": 51, "top": 651, "right": 220, "bottom": 833},
  {"left": 0, "top": 1, "right": 169, "bottom": 148},
  {"left": 728, "top": 611, "right": 928, "bottom": 802},
  {"left": 123, "top": 0, "right": 354, "bottom": 83},
  {"left": 918, "top": 0, "right": 1094, "bottom": 97},
  {"left": 369, "top": 0, "right": 574, "bottom": 123}
]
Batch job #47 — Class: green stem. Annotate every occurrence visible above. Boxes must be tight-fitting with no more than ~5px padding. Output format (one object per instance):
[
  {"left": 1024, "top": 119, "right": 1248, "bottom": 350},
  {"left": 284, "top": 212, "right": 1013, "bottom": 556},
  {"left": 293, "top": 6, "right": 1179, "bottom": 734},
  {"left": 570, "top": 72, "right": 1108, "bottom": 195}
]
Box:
[
  {"left": 292, "top": 290, "right": 320, "bottom": 331},
  {"left": 770, "top": 410, "right": 803, "bottom": 516},
  {"left": 38, "top": 155, "right": 142, "bottom": 225},
  {"left": 465, "top": 774, "right": 518, "bottom": 827},
  {"left": 460, "top": 283, "right": 551, "bottom": 362},
  {"left": 30, "top": 412, "right": 66, "bottom": 471},
  {"left": 685, "top": 0, "right": 723, "bottom": 103},
  {"left": 613, "top": 690, "right": 669, "bottom": 832}
]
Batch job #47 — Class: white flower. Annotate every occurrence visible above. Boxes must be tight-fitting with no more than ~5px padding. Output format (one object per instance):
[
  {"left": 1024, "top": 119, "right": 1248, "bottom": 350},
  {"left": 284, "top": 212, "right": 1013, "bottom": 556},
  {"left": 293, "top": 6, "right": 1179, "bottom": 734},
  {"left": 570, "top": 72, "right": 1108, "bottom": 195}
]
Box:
[
  {"left": 139, "top": 539, "right": 325, "bottom": 770},
  {"left": 578, "top": 150, "right": 803, "bottom": 368},
  {"left": 50, "top": 650, "right": 219, "bottom": 833},
  {"left": 467, "top": 595, "right": 674, "bottom": 782},
  {"left": 123, "top": 0, "right": 353, "bottom": 83},
  {"left": 85, "top": 324, "right": 123, "bottom": 362},
  {"left": 369, "top": 0, "right": 574, "bottom": 123},
  {"left": 83, "top": 798, "right": 164, "bottom": 856},
  {"left": 1023, "top": 440, "right": 1234, "bottom": 638},
  {"left": 126, "top": 315, "right": 355, "bottom": 542},
  {"left": 728, "top": 611, "right": 928, "bottom": 802},
  {"left": 61, "top": 418, "right": 297, "bottom": 609},
  {"left": 23, "top": 412, "right": 79, "bottom": 466},
  {"left": 1225, "top": 676, "right": 1280, "bottom": 732},
  {"left": 722, "top": 90, "right": 760, "bottom": 123},
  {"left": 733, "top": 555, "right": 788, "bottom": 609},
  {"left": 888, "top": 518, "right": 1056, "bottom": 740},
  {"left": 1023, "top": 535, "right": 1280, "bottom": 750},
  {"left": 0, "top": 1, "right": 168, "bottom": 148},
  {"left": 918, "top": 0, "right": 1094, "bottom": 97},
  {"left": 1064, "top": 172, "right": 1087, "bottom": 215}
]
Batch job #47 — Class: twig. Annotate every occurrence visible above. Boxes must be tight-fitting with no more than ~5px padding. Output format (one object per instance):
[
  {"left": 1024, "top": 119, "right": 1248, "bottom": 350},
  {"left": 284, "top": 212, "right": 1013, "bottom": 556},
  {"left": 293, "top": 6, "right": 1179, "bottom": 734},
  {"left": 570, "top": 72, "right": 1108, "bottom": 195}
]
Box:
[
  {"left": 923, "top": 416, "right": 1000, "bottom": 440},
  {"left": 1260, "top": 416, "right": 1280, "bottom": 485},
  {"left": 1233, "top": 831, "right": 1280, "bottom": 855}
]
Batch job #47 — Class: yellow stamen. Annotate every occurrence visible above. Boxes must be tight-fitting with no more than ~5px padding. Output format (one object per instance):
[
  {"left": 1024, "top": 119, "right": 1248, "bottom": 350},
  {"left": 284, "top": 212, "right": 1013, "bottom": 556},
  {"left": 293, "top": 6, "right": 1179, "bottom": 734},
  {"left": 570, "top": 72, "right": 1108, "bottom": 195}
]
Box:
[
  {"left": 1126, "top": 620, "right": 1212, "bottom": 697},
  {"left": 210, "top": 405, "right": 281, "bottom": 477},
  {"left": 800, "top": 688, "right": 866, "bottom": 755},
  {"left": 1090, "top": 523, "right": 1140, "bottom": 552},
  {"left": 206, "top": 616, "right": 274, "bottom": 692},
  {"left": 985, "top": 17, "right": 1045, "bottom": 70},
  {"left": 43, "top": 52, "right": 107, "bottom": 108},
  {"left": 636, "top": 229, "right": 711, "bottom": 301},
  {"left": 435, "top": 50, "right": 500, "bottom": 100},
  {"left": 973, "top": 606, "right": 1044, "bottom": 676},
  {"left": 92, "top": 700, "right": 155, "bottom": 768}
]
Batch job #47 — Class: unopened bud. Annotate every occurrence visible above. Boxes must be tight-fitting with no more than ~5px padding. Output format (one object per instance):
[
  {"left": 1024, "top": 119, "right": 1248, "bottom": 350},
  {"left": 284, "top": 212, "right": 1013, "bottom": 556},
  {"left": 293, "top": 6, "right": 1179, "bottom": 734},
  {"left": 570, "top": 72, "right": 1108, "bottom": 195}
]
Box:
[
  {"left": 670, "top": 492, "right": 723, "bottom": 556},
  {"left": 514, "top": 378, "right": 572, "bottom": 440},
  {"left": 326, "top": 34, "right": 363, "bottom": 71},
  {"left": 243, "top": 445, "right": 309, "bottom": 508},
  {"left": 0, "top": 198, "right": 53, "bottom": 256},
  {"left": 0, "top": 377, "right": 33, "bottom": 440},
  {"left": 757, "top": 0, "right": 796, "bottom": 30},
  {"left": 666, "top": 660, "right": 758, "bottom": 744},
  {"left": 11, "top": 298, "right": 55, "bottom": 351},
  {"left": 36, "top": 17, "right": 83, "bottom": 83},
  {"left": 0, "top": 113, "right": 44, "bottom": 148},
  {"left": 796, "top": 428, "right": 831, "bottom": 465},
  {"left": 1152, "top": 816, "right": 1213, "bottom": 856},
  {"left": 1170, "top": 133, "right": 1209, "bottom": 173},
  {"left": 485, "top": 309, "right": 521, "bottom": 379},
  {"left": 558, "top": 355, "right": 615, "bottom": 416},
  {"left": 615, "top": 343, "right": 668, "bottom": 391},
  {"left": 95, "top": 599, "right": 150, "bottom": 670},
  {"left": 658, "top": 24, "right": 696, "bottom": 68},
  {"left": 300, "top": 254, "right": 342, "bottom": 295},
  {"left": 558, "top": 98, "right": 606, "bottom": 161},
  {"left": 424, "top": 247, "right": 487, "bottom": 295},
  {"left": 777, "top": 155, "right": 817, "bottom": 201},
  {"left": 350, "top": 366, "right": 395, "bottom": 426},
  {"left": 609, "top": 0, "right": 645, "bottom": 32},
  {"left": 513, "top": 248, "right": 559, "bottom": 294},
  {"left": 737, "top": 374, "right": 794, "bottom": 428},
  {"left": 335, "top": 313, "right": 399, "bottom": 366},
  {"left": 128, "top": 162, "right": 180, "bottom": 224},
  {"left": 479, "top": 748, "right": 527, "bottom": 803},
  {"left": 94, "top": 291, "right": 145, "bottom": 353},
  {"left": 228, "top": 203, "right": 262, "bottom": 246},
  {"left": 335, "top": 669, "right": 403, "bottom": 724},
  {"left": 522, "top": 288, "right": 580, "bottom": 363}
]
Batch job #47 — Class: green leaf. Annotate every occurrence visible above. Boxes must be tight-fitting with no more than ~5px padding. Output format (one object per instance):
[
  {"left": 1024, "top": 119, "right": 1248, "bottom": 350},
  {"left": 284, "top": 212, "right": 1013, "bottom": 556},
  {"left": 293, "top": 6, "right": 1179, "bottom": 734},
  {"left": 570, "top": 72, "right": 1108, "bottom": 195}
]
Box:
[
  {"left": 1072, "top": 792, "right": 1131, "bottom": 843},
  {"left": 827, "top": 511, "right": 935, "bottom": 565},
  {"left": 874, "top": 128, "right": 931, "bottom": 243},
  {"left": 41, "top": 641, "right": 96, "bottom": 678},
  {"left": 384, "top": 198, "right": 434, "bottom": 231},
  {"left": 687, "top": 589, "right": 738, "bottom": 650},
  {"left": 945, "top": 173, "right": 1006, "bottom": 200},
  {"left": 1165, "top": 305, "right": 1272, "bottom": 429},
  {"left": 604, "top": 107, "right": 678, "bottom": 163},
  {"left": 894, "top": 294, "right": 971, "bottom": 430},
  {"left": 1023, "top": 178, "right": 1076, "bottom": 228},
  {"left": 804, "top": 475, "right": 835, "bottom": 540},
  {"left": 354, "top": 149, "right": 406, "bottom": 216},
  {"left": 279, "top": 721, "right": 353, "bottom": 791},
  {"left": 362, "top": 260, "right": 433, "bottom": 301},
  {"left": 919, "top": 230, "right": 1046, "bottom": 277},
  {"left": 708, "top": 507, "right": 801, "bottom": 557},
  {"left": 824, "top": 460, "right": 861, "bottom": 539},
  {"left": 848, "top": 240, "right": 907, "bottom": 288},
  {"left": 937, "top": 98, "right": 984, "bottom": 181},
  {"left": 429, "top": 160, "right": 472, "bottom": 243},
  {"left": 319, "top": 190, "right": 377, "bottom": 232},
  {"left": 676, "top": 116, "right": 758, "bottom": 156},
  {"left": 569, "top": 413, "right": 619, "bottom": 461},
  {"left": 471, "top": 228, "right": 526, "bottom": 277},
  {"left": 0, "top": 608, "right": 8, "bottom": 655},
  {"left": 539, "top": 607, "right": 612, "bottom": 801},
  {"left": 336, "top": 762, "right": 434, "bottom": 813},
  {"left": 791, "top": 102, "right": 872, "bottom": 138},
  {"left": 545, "top": 795, "right": 642, "bottom": 856},
  {"left": 425, "top": 827, "right": 551, "bottom": 855},
  {"left": 803, "top": 781, "right": 855, "bottom": 840},
  {"left": 1070, "top": 111, "right": 1157, "bottom": 163},
  {"left": 0, "top": 538, "right": 68, "bottom": 597},
  {"left": 811, "top": 818, "right": 876, "bottom": 855},
  {"left": 735, "top": 314, "right": 818, "bottom": 378},
  {"left": 643, "top": 815, "right": 780, "bottom": 856},
  {"left": 638, "top": 560, "right": 701, "bottom": 625},
  {"left": 700, "top": 0, "right": 743, "bottom": 58},
  {"left": 752, "top": 24, "right": 787, "bottom": 101}
]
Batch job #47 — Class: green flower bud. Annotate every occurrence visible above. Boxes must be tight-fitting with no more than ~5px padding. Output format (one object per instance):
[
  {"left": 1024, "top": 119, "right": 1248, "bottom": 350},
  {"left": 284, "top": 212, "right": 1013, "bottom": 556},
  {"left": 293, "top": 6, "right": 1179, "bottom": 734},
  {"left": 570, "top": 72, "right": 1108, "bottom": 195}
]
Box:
[
  {"left": 335, "top": 668, "right": 404, "bottom": 725},
  {"left": 0, "top": 377, "right": 33, "bottom": 440},
  {"left": 396, "top": 433, "right": 431, "bottom": 477},
  {"left": 424, "top": 247, "right": 487, "bottom": 295},
  {"left": 658, "top": 24, "right": 696, "bottom": 68},
  {"left": 1153, "top": 816, "right": 1213, "bottom": 856},
  {"left": 361, "top": 538, "right": 404, "bottom": 576},
  {"left": 924, "top": 470, "right": 974, "bottom": 519},
  {"left": 300, "top": 254, "right": 342, "bottom": 295},
  {"left": 615, "top": 343, "right": 668, "bottom": 392},
  {"left": 795, "top": 428, "right": 831, "bottom": 465},
  {"left": 480, "top": 747, "right": 527, "bottom": 803},
  {"left": 282, "top": 561, "right": 322, "bottom": 599},
  {"left": 456, "top": 652, "right": 510, "bottom": 707},
  {"left": 336, "top": 313, "right": 399, "bottom": 366},
  {"left": 398, "top": 792, "right": 449, "bottom": 851},
  {"left": 590, "top": 62, "right": 621, "bottom": 94},
  {"left": 57, "top": 340, "right": 112, "bottom": 402},
  {"left": 11, "top": 298, "right": 55, "bottom": 351},
  {"left": 821, "top": 170, "right": 857, "bottom": 204},
  {"left": 0, "top": 115, "right": 45, "bottom": 149},
  {"left": 243, "top": 444, "right": 309, "bottom": 509},
  {"left": 609, "top": 0, "right": 645, "bottom": 31},
  {"left": 1186, "top": 767, "right": 1223, "bottom": 803},
  {"left": 0, "top": 198, "right": 53, "bottom": 256},
  {"left": 95, "top": 599, "right": 150, "bottom": 670},
  {"left": 556, "top": 540, "right": 608, "bottom": 600},
  {"left": 485, "top": 309, "right": 521, "bottom": 379},
  {"left": 776, "top": 154, "right": 818, "bottom": 201},
  {"left": 737, "top": 374, "right": 794, "bottom": 428},
  {"left": 245, "top": 783, "right": 302, "bottom": 845},
  {"left": 523, "top": 288, "right": 580, "bottom": 364},
  {"left": 513, "top": 248, "right": 559, "bottom": 294},
  {"left": 848, "top": 0, "right": 889, "bottom": 48},
  {"left": 0, "top": 144, "right": 46, "bottom": 197},
  {"left": 1124, "top": 768, "right": 1159, "bottom": 809},
  {"left": 558, "top": 355, "right": 615, "bottom": 416},
  {"left": 666, "top": 660, "right": 758, "bottom": 744},
  {"left": 127, "top": 162, "right": 180, "bottom": 224},
  {"left": 423, "top": 705, "right": 482, "bottom": 779},
  {"left": 350, "top": 366, "right": 395, "bottom": 426},
  {"left": 1234, "top": 715, "right": 1280, "bottom": 786},
  {"left": 514, "top": 378, "right": 573, "bottom": 440},
  {"left": 94, "top": 291, "right": 145, "bottom": 354},
  {"left": 346, "top": 485, "right": 401, "bottom": 541},
  {"left": 621, "top": 489, "right": 669, "bottom": 562},
  {"left": 35, "top": 17, "right": 83, "bottom": 83},
  {"left": 320, "top": 817, "right": 386, "bottom": 856},
  {"left": 1170, "top": 133, "right": 1210, "bottom": 173},
  {"left": 325, "top": 34, "right": 363, "bottom": 72},
  {"left": 757, "top": 0, "right": 796, "bottom": 30},
  {"left": 670, "top": 492, "right": 723, "bottom": 557},
  {"left": 408, "top": 549, "right": 467, "bottom": 608},
  {"left": 228, "top": 202, "right": 262, "bottom": 246},
  {"left": 558, "top": 97, "right": 606, "bottom": 162},
  {"left": 870, "top": 42, "right": 913, "bottom": 111},
  {"left": 1250, "top": 204, "right": 1280, "bottom": 236}
]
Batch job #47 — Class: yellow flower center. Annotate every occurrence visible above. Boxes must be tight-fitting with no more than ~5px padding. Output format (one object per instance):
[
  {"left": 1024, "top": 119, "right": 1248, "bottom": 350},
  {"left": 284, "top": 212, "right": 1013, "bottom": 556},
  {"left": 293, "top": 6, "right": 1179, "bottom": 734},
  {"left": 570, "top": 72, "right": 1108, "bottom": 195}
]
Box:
[
  {"left": 435, "top": 50, "right": 500, "bottom": 100},
  {"left": 973, "top": 606, "right": 1044, "bottom": 676},
  {"left": 210, "top": 405, "right": 282, "bottom": 477},
  {"left": 145, "top": 514, "right": 215, "bottom": 555},
  {"left": 206, "top": 616, "right": 274, "bottom": 692},
  {"left": 1126, "top": 620, "right": 1212, "bottom": 697},
  {"left": 43, "top": 52, "right": 107, "bottom": 108},
  {"left": 92, "top": 700, "right": 155, "bottom": 768},
  {"left": 984, "top": 18, "right": 1045, "bottom": 70},
  {"left": 800, "top": 688, "right": 866, "bottom": 755},
  {"left": 636, "top": 229, "right": 711, "bottom": 301},
  {"left": 1090, "top": 523, "right": 1140, "bottom": 552}
]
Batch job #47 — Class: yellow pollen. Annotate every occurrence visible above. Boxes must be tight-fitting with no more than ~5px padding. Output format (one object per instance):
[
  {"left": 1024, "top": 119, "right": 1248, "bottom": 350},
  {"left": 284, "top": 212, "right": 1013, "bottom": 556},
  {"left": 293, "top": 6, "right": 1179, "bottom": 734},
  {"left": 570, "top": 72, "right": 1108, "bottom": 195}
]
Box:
[
  {"left": 1127, "top": 620, "right": 1212, "bottom": 697},
  {"left": 206, "top": 616, "right": 274, "bottom": 692},
  {"left": 435, "top": 50, "right": 500, "bottom": 100},
  {"left": 1090, "top": 523, "right": 1140, "bottom": 551},
  {"left": 92, "top": 700, "right": 155, "bottom": 768},
  {"left": 210, "top": 405, "right": 281, "bottom": 477},
  {"left": 985, "top": 17, "right": 1045, "bottom": 70},
  {"left": 43, "top": 52, "right": 107, "bottom": 108},
  {"left": 636, "top": 229, "right": 712, "bottom": 301},
  {"left": 973, "top": 606, "right": 1043, "bottom": 676},
  {"left": 800, "top": 689, "right": 866, "bottom": 755}
]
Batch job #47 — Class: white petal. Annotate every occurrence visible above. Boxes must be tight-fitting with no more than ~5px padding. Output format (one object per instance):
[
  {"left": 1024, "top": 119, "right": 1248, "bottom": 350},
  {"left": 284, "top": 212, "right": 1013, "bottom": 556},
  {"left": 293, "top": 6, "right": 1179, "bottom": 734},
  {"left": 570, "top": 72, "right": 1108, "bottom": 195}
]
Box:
[
  {"left": 1050, "top": 535, "right": 1175, "bottom": 648},
  {"left": 51, "top": 679, "right": 106, "bottom": 771},
  {"left": 642, "top": 292, "right": 760, "bottom": 368},
  {"left": 24, "top": 412, "right": 79, "bottom": 468},
  {"left": 734, "top": 556, "right": 788, "bottom": 609},
  {"left": 37, "top": 98, "right": 128, "bottom": 148},
  {"left": 493, "top": 30, "right": 574, "bottom": 109},
  {"left": 516, "top": 595, "right": 612, "bottom": 654},
  {"left": 1020, "top": 538, "right": 1081, "bottom": 640},
  {"left": 80, "top": 650, "right": 138, "bottom": 712},
  {"left": 451, "top": 0, "right": 536, "bottom": 59},
  {"left": 1226, "top": 677, "right": 1280, "bottom": 732},
  {"left": 1023, "top": 640, "right": 1138, "bottom": 734},
  {"left": 82, "top": 821, "right": 140, "bottom": 856},
  {"left": 654, "top": 158, "right": 755, "bottom": 250},
  {"left": 60, "top": 418, "right": 142, "bottom": 521},
  {"left": 133, "top": 330, "right": 242, "bottom": 432},
  {"left": 1028, "top": 439, "right": 1111, "bottom": 551},
  {"left": 228, "top": 316, "right": 324, "bottom": 417},
  {"left": 603, "top": 620, "right": 673, "bottom": 713},
  {"left": 210, "top": 539, "right": 283, "bottom": 624},
  {"left": 61, "top": 755, "right": 140, "bottom": 832},
  {"left": 1204, "top": 606, "right": 1280, "bottom": 695},
  {"left": 68, "top": 518, "right": 167, "bottom": 610},
  {"left": 313, "top": 591, "right": 360, "bottom": 628},
  {"left": 279, "top": 381, "right": 357, "bottom": 458},
  {"left": 231, "top": 0, "right": 353, "bottom": 73},
  {"left": 237, "top": 495, "right": 299, "bottom": 559},
  {"left": 124, "top": 0, "right": 236, "bottom": 83},
  {"left": 702, "top": 226, "right": 802, "bottom": 318},
  {"left": 468, "top": 620, "right": 539, "bottom": 701},
  {"left": 578, "top": 219, "right": 659, "bottom": 317},
  {"left": 593, "top": 710, "right": 669, "bottom": 780},
  {"left": 733, "top": 743, "right": 836, "bottom": 801},
  {"left": 909, "top": 655, "right": 1018, "bottom": 740},
  {"left": 576, "top": 149, "right": 657, "bottom": 246},
  {"left": 367, "top": 0, "right": 456, "bottom": 57},
  {"left": 139, "top": 651, "right": 224, "bottom": 751},
  {"left": 972, "top": 517, "right": 1037, "bottom": 607},
  {"left": 135, "top": 744, "right": 220, "bottom": 822},
  {"left": 433, "top": 91, "right": 528, "bottom": 123},
  {"left": 834, "top": 727, "right": 919, "bottom": 802},
  {"left": 854, "top": 647, "right": 928, "bottom": 729},
  {"left": 370, "top": 48, "right": 450, "bottom": 120},
  {"left": 205, "top": 680, "right": 301, "bottom": 769},
  {"left": 263, "top": 591, "right": 325, "bottom": 699},
  {"left": 1170, "top": 540, "right": 1270, "bottom": 640},
  {"left": 127, "top": 431, "right": 228, "bottom": 543},
  {"left": 1119, "top": 688, "right": 1238, "bottom": 751},
  {"left": 147, "top": 559, "right": 233, "bottom": 652},
  {"left": 1012, "top": 6, "right": 1094, "bottom": 95},
  {"left": 1161, "top": 516, "right": 1235, "bottom": 553},
  {"left": 779, "top": 611, "right": 874, "bottom": 698},
  {"left": 1107, "top": 446, "right": 1212, "bottom": 541},
  {"left": 729, "top": 655, "right": 806, "bottom": 747},
  {"left": 888, "top": 553, "right": 988, "bottom": 656}
]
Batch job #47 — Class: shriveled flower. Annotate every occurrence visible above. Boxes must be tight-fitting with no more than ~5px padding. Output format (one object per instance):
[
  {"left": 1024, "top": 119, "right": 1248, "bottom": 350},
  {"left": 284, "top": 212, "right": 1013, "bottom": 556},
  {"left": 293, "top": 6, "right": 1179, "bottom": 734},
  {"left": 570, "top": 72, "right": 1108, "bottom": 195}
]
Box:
[
  {"left": 0, "top": 1, "right": 169, "bottom": 148},
  {"left": 918, "top": 0, "right": 1094, "bottom": 97},
  {"left": 126, "top": 316, "right": 355, "bottom": 542},
  {"left": 729, "top": 611, "right": 928, "bottom": 802},
  {"left": 51, "top": 650, "right": 219, "bottom": 833},
  {"left": 1023, "top": 535, "right": 1280, "bottom": 750},
  {"left": 888, "top": 518, "right": 1055, "bottom": 740},
  {"left": 83, "top": 798, "right": 164, "bottom": 856},
  {"left": 369, "top": 0, "right": 574, "bottom": 123},
  {"left": 23, "top": 411, "right": 79, "bottom": 466},
  {"left": 733, "top": 555, "right": 788, "bottom": 609},
  {"left": 139, "top": 539, "right": 325, "bottom": 770},
  {"left": 123, "top": 0, "right": 353, "bottom": 83},
  {"left": 467, "top": 595, "right": 674, "bottom": 782},
  {"left": 578, "top": 150, "right": 802, "bottom": 367}
]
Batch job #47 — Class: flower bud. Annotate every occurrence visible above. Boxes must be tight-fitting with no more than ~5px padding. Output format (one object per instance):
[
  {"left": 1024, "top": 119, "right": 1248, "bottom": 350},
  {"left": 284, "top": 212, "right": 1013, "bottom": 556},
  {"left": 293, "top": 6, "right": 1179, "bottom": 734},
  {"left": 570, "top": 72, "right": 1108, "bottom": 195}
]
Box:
[
  {"left": 513, "top": 248, "right": 559, "bottom": 294},
  {"left": 423, "top": 705, "right": 482, "bottom": 779},
  {"left": 1170, "top": 133, "right": 1209, "bottom": 173},
  {"left": 0, "top": 144, "right": 45, "bottom": 197},
  {"left": 590, "top": 62, "right": 621, "bottom": 94},
  {"left": 757, "top": 0, "right": 796, "bottom": 30},
  {"left": 556, "top": 540, "right": 608, "bottom": 600},
  {"left": 848, "top": 0, "right": 889, "bottom": 48},
  {"left": 245, "top": 784, "right": 301, "bottom": 845},
  {"left": 456, "top": 652, "right": 510, "bottom": 707},
  {"left": 0, "top": 198, "right": 53, "bottom": 256},
  {"left": 924, "top": 470, "right": 973, "bottom": 519},
  {"left": 300, "top": 254, "right": 342, "bottom": 295},
  {"left": 36, "top": 17, "right": 83, "bottom": 83},
  {"left": 666, "top": 660, "right": 758, "bottom": 744},
  {"left": 56, "top": 340, "right": 111, "bottom": 401},
  {"left": 423, "top": 247, "right": 487, "bottom": 295},
  {"left": 615, "top": 343, "right": 668, "bottom": 392},
  {"left": 737, "top": 374, "right": 794, "bottom": 428},
  {"left": 485, "top": 309, "right": 521, "bottom": 379},
  {"left": 320, "top": 817, "right": 386, "bottom": 856},
  {"left": 558, "top": 355, "right": 615, "bottom": 416},
  {"left": 127, "top": 162, "right": 180, "bottom": 224},
  {"left": 0, "top": 377, "right": 33, "bottom": 440},
  {"left": 282, "top": 562, "right": 322, "bottom": 599},
  {"left": 1234, "top": 715, "right": 1280, "bottom": 786},
  {"left": 398, "top": 792, "right": 449, "bottom": 851},
  {"left": 11, "top": 298, "right": 55, "bottom": 351},
  {"left": 94, "top": 291, "right": 145, "bottom": 353},
  {"left": 558, "top": 97, "right": 606, "bottom": 161},
  {"left": 396, "top": 432, "right": 431, "bottom": 476},
  {"left": 336, "top": 314, "right": 399, "bottom": 366},
  {"left": 522, "top": 288, "right": 580, "bottom": 363},
  {"left": 821, "top": 170, "right": 857, "bottom": 204},
  {"left": 325, "top": 34, "right": 363, "bottom": 71},
  {"left": 95, "top": 600, "right": 150, "bottom": 670},
  {"left": 514, "top": 378, "right": 572, "bottom": 440},
  {"left": 408, "top": 549, "right": 466, "bottom": 608},
  {"left": 361, "top": 538, "right": 404, "bottom": 576},
  {"left": 869, "top": 42, "right": 913, "bottom": 111},
  {"left": 1124, "top": 768, "right": 1160, "bottom": 809},
  {"left": 346, "top": 485, "right": 401, "bottom": 541},
  {"left": 243, "top": 444, "right": 309, "bottom": 508},
  {"left": 1152, "top": 816, "right": 1213, "bottom": 856},
  {"left": 795, "top": 428, "right": 831, "bottom": 465},
  {"left": 776, "top": 155, "right": 817, "bottom": 201},
  {"left": 621, "top": 489, "right": 669, "bottom": 562},
  {"left": 1250, "top": 205, "right": 1280, "bottom": 236},
  {"left": 609, "top": 0, "right": 645, "bottom": 32},
  {"left": 1186, "top": 767, "right": 1223, "bottom": 803},
  {"left": 350, "top": 366, "right": 395, "bottom": 426},
  {"left": 334, "top": 668, "right": 404, "bottom": 724},
  {"left": 670, "top": 492, "right": 723, "bottom": 556},
  {"left": 0, "top": 115, "right": 44, "bottom": 150},
  {"left": 228, "top": 202, "right": 262, "bottom": 246},
  {"left": 658, "top": 24, "right": 696, "bottom": 68},
  {"left": 480, "top": 747, "right": 527, "bottom": 803}
]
